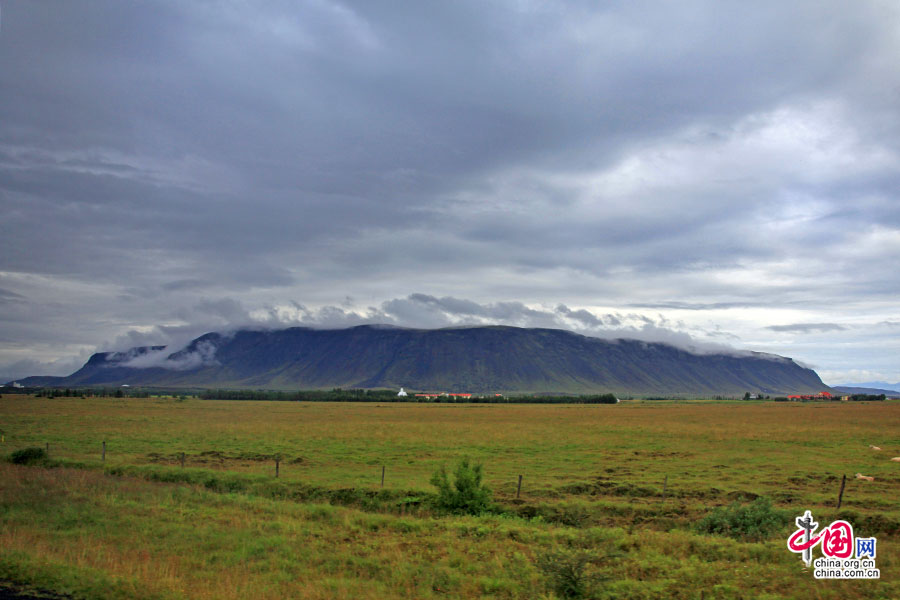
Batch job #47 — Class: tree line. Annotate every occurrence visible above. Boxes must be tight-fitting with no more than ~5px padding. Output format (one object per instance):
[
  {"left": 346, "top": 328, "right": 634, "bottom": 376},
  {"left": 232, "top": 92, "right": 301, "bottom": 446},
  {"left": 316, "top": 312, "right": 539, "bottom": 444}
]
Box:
[
  {"left": 198, "top": 389, "right": 620, "bottom": 404},
  {"left": 6, "top": 386, "right": 620, "bottom": 404},
  {"left": 29, "top": 387, "right": 153, "bottom": 398}
]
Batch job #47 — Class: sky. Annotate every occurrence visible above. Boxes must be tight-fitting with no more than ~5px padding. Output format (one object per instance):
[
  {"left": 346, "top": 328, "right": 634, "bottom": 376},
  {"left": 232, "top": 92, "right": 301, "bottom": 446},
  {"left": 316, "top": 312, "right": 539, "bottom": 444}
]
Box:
[{"left": 1, "top": 1, "right": 899, "bottom": 386}]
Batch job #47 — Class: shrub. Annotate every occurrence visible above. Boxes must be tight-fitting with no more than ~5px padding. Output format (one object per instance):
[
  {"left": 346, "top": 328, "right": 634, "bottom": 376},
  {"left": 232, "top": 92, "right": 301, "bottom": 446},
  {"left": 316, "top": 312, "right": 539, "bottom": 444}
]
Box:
[
  {"left": 695, "top": 497, "right": 788, "bottom": 541},
  {"left": 429, "top": 458, "right": 493, "bottom": 515},
  {"left": 537, "top": 545, "right": 621, "bottom": 599},
  {"left": 8, "top": 447, "right": 48, "bottom": 465},
  {"left": 538, "top": 549, "right": 593, "bottom": 598}
]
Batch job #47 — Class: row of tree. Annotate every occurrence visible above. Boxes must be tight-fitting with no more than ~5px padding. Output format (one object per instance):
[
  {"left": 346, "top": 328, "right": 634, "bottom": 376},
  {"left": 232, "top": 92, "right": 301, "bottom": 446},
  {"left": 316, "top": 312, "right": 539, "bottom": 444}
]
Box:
[
  {"left": 10, "top": 387, "right": 886, "bottom": 403},
  {"left": 198, "top": 388, "right": 398, "bottom": 401},
  {"left": 196, "top": 389, "right": 620, "bottom": 404},
  {"left": 772, "top": 394, "right": 886, "bottom": 402},
  {"left": 30, "top": 387, "right": 152, "bottom": 398}
]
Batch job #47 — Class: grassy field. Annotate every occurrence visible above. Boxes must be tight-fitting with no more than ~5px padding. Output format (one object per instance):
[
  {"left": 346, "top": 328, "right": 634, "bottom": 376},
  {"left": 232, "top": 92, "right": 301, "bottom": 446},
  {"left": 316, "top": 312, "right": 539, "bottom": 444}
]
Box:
[{"left": 1, "top": 395, "right": 898, "bottom": 599}]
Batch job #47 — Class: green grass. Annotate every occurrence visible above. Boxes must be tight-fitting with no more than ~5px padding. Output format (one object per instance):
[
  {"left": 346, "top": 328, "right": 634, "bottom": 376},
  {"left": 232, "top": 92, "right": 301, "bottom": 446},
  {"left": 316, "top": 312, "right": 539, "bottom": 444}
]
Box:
[{"left": 1, "top": 395, "right": 898, "bottom": 599}]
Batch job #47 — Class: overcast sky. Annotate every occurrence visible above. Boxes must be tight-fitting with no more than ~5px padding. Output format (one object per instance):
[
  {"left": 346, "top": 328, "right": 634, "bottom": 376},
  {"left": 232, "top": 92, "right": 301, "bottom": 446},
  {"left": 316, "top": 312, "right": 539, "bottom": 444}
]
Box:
[{"left": 1, "top": 1, "right": 899, "bottom": 385}]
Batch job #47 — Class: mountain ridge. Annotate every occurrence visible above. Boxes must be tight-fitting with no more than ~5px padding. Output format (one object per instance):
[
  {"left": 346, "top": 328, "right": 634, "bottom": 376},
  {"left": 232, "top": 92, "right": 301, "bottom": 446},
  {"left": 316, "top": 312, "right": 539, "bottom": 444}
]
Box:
[{"left": 6, "top": 325, "right": 828, "bottom": 396}]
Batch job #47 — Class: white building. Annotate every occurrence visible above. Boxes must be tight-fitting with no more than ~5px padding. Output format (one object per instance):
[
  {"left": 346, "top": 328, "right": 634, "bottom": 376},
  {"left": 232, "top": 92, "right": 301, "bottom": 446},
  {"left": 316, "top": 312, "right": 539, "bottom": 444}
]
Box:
[{"left": 397, "top": 387, "right": 408, "bottom": 397}]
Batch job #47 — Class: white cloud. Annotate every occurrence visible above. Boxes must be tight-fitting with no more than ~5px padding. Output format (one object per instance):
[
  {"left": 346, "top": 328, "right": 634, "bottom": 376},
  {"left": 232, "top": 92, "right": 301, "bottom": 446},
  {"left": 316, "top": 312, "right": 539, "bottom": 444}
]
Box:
[{"left": 117, "top": 339, "right": 220, "bottom": 371}]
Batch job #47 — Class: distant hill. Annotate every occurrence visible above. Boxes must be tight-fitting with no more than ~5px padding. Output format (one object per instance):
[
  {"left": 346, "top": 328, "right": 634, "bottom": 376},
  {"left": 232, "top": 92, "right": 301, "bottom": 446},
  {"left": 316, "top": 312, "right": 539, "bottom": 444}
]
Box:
[
  {"left": 6, "top": 325, "right": 829, "bottom": 396},
  {"left": 3, "top": 375, "right": 66, "bottom": 388},
  {"left": 834, "top": 381, "right": 900, "bottom": 393},
  {"left": 833, "top": 386, "right": 900, "bottom": 397}
]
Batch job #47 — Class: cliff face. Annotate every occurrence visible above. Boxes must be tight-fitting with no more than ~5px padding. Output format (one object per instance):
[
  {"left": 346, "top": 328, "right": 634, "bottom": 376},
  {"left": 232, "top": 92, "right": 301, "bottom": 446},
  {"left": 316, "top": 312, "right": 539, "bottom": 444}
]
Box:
[{"left": 43, "top": 325, "right": 827, "bottom": 395}]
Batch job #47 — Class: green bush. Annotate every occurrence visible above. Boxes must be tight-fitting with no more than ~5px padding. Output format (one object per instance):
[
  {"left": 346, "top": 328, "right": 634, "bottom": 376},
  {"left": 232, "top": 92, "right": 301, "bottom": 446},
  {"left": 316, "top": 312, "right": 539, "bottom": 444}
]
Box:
[
  {"left": 537, "top": 549, "right": 594, "bottom": 599},
  {"left": 429, "top": 458, "right": 493, "bottom": 515},
  {"left": 695, "top": 497, "right": 788, "bottom": 541},
  {"left": 537, "top": 545, "right": 621, "bottom": 599},
  {"left": 8, "top": 447, "right": 48, "bottom": 465}
]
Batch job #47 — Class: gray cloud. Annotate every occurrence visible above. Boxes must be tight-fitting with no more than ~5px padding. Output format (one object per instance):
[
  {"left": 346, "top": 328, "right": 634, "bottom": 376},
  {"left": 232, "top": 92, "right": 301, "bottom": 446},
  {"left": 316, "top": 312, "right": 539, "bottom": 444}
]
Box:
[
  {"left": 1, "top": 1, "right": 899, "bottom": 382},
  {"left": 0, "top": 288, "right": 26, "bottom": 303},
  {"left": 766, "top": 323, "right": 848, "bottom": 333},
  {"left": 628, "top": 301, "right": 762, "bottom": 311},
  {"left": 117, "top": 340, "right": 220, "bottom": 371}
]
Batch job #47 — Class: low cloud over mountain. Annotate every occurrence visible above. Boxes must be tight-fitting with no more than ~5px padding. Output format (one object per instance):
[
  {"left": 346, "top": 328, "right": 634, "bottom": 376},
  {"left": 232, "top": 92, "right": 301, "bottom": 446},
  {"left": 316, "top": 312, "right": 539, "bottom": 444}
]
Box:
[{"left": 17, "top": 325, "right": 825, "bottom": 396}]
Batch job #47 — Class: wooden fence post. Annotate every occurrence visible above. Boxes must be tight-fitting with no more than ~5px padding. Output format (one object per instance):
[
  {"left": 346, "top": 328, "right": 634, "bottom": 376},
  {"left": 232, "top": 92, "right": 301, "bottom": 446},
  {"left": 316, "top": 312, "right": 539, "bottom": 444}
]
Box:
[
  {"left": 46, "top": 442, "right": 49, "bottom": 454},
  {"left": 180, "top": 452, "right": 185, "bottom": 468},
  {"left": 837, "top": 474, "right": 846, "bottom": 509},
  {"left": 275, "top": 457, "right": 280, "bottom": 478},
  {"left": 381, "top": 465, "right": 385, "bottom": 488},
  {"left": 102, "top": 440, "right": 106, "bottom": 462},
  {"left": 516, "top": 474, "right": 523, "bottom": 499}
]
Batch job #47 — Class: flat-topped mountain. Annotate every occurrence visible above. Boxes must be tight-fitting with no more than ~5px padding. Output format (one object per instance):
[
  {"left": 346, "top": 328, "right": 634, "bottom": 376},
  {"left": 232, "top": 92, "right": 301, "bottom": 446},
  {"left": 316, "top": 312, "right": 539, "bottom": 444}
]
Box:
[{"left": 9, "top": 325, "right": 828, "bottom": 395}]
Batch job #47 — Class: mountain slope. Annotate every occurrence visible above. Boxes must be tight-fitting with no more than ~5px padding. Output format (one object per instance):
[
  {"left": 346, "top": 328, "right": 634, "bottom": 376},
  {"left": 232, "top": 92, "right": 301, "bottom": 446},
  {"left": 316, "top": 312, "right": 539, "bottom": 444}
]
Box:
[{"left": 33, "top": 325, "right": 827, "bottom": 395}]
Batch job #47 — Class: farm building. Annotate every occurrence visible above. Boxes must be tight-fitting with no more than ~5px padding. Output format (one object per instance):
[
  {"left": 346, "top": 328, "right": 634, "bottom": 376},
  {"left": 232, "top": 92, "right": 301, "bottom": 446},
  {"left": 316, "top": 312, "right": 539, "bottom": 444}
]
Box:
[{"left": 787, "top": 391, "right": 834, "bottom": 401}]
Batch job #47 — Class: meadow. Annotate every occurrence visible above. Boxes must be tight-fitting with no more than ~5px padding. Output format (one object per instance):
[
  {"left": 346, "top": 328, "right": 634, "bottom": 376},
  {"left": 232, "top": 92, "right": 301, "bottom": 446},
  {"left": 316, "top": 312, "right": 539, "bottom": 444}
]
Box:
[{"left": 1, "top": 395, "right": 898, "bottom": 599}]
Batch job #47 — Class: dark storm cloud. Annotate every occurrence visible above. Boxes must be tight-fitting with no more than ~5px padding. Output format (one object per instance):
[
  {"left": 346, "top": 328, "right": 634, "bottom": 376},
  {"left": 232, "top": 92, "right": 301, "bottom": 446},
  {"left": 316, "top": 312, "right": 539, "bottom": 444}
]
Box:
[{"left": 1, "top": 1, "right": 899, "bottom": 381}]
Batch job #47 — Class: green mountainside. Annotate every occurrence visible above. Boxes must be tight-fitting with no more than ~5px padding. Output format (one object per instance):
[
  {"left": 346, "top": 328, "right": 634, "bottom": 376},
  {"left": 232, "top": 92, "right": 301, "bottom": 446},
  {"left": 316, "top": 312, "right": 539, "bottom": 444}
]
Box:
[{"left": 14, "top": 325, "right": 828, "bottom": 396}]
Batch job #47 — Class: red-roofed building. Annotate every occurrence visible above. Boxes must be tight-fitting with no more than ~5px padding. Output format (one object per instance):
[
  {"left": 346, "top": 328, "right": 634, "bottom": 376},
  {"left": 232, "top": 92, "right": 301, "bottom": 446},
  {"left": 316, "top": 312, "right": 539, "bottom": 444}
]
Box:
[
  {"left": 787, "top": 391, "right": 835, "bottom": 400},
  {"left": 413, "top": 392, "right": 474, "bottom": 400}
]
